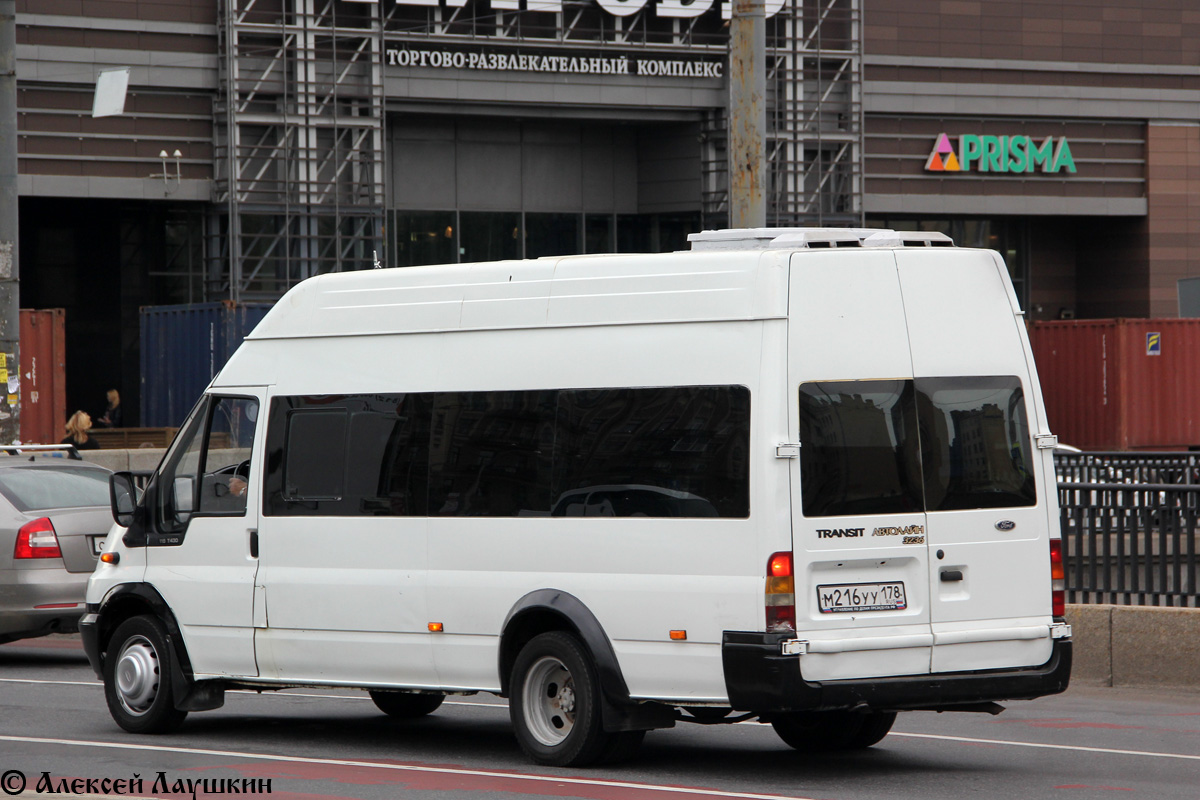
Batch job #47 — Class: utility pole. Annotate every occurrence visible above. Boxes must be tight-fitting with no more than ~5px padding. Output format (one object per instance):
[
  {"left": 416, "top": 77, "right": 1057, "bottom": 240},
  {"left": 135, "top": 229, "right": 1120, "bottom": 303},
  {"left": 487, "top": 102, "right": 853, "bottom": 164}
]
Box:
[
  {"left": 729, "top": 0, "right": 766, "bottom": 229},
  {"left": 0, "top": 0, "right": 17, "bottom": 445}
]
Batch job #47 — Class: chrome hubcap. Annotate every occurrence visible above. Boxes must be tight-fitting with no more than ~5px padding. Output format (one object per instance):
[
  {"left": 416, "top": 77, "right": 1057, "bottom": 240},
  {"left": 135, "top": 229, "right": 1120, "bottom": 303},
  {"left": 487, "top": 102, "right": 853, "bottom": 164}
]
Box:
[
  {"left": 522, "top": 655, "right": 575, "bottom": 746},
  {"left": 115, "top": 635, "right": 160, "bottom": 716}
]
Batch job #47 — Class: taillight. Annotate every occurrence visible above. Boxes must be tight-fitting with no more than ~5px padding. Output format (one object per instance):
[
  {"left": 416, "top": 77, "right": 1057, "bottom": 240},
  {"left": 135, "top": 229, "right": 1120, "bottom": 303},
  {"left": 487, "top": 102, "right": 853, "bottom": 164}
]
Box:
[
  {"left": 766, "top": 551, "right": 796, "bottom": 633},
  {"left": 1049, "top": 538, "right": 1065, "bottom": 617},
  {"left": 14, "top": 518, "right": 63, "bottom": 560}
]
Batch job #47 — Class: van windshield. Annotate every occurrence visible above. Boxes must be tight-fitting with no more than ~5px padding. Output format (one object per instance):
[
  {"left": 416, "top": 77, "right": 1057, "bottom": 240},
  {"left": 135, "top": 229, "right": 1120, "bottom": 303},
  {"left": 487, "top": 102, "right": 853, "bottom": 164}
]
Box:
[{"left": 798, "top": 376, "right": 1036, "bottom": 517}]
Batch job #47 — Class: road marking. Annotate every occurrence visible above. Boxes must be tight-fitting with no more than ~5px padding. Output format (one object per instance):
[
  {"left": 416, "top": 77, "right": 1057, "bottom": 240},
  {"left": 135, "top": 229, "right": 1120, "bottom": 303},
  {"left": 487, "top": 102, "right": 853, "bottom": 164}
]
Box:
[
  {"left": 0, "top": 735, "right": 813, "bottom": 800},
  {"left": 892, "top": 732, "right": 1200, "bottom": 761},
  {"left": 0, "top": 678, "right": 99, "bottom": 688}
]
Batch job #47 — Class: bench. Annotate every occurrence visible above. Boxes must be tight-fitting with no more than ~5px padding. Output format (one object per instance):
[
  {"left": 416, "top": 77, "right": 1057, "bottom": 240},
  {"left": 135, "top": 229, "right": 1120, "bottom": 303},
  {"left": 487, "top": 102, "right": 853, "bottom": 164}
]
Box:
[{"left": 89, "top": 427, "right": 179, "bottom": 449}]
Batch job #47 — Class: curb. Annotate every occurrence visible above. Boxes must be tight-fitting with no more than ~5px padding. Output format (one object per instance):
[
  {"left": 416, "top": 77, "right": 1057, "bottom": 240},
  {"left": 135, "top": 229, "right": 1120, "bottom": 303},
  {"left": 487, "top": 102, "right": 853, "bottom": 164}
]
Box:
[{"left": 1065, "top": 603, "right": 1200, "bottom": 690}]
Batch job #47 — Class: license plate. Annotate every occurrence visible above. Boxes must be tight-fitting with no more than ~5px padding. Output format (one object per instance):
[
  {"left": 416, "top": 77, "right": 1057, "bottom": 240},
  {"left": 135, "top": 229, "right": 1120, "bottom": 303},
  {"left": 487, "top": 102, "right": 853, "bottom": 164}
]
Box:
[
  {"left": 90, "top": 536, "right": 106, "bottom": 556},
  {"left": 817, "top": 582, "right": 907, "bottom": 613}
]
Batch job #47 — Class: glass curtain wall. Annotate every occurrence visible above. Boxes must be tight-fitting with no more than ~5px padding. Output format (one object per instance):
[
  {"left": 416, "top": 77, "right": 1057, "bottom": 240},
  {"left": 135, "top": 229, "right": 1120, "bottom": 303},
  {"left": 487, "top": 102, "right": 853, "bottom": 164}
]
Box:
[{"left": 391, "top": 211, "right": 700, "bottom": 266}]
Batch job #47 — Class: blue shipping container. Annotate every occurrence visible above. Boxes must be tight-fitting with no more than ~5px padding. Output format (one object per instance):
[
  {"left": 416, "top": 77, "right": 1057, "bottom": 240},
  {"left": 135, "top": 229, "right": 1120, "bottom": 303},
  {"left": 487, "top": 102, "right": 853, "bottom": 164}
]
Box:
[{"left": 140, "top": 301, "right": 273, "bottom": 427}]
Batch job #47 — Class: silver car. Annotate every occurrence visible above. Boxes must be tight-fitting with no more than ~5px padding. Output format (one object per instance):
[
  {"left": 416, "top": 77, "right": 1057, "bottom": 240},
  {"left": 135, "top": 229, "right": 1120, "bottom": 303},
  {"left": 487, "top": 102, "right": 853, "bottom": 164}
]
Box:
[{"left": 0, "top": 451, "right": 113, "bottom": 644}]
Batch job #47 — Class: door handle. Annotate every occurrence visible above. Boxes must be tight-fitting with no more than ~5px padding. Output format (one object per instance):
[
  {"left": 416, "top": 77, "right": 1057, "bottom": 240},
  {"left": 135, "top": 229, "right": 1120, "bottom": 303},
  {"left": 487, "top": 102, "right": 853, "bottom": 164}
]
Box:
[
  {"left": 249, "top": 529, "right": 259, "bottom": 558},
  {"left": 940, "top": 569, "right": 963, "bottom": 582}
]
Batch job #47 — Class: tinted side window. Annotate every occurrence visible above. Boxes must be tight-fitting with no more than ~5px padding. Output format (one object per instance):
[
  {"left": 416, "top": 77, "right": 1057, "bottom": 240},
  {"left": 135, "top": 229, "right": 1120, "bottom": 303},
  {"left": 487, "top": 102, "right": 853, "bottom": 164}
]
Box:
[
  {"left": 428, "top": 391, "right": 556, "bottom": 517},
  {"left": 798, "top": 381, "right": 923, "bottom": 517},
  {"left": 362, "top": 394, "right": 432, "bottom": 516},
  {"left": 266, "top": 385, "right": 750, "bottom": 519},
  {"left": 555, "top": 386, "right": 750, "bottom": 518},
  {"left": 916, "top": 377, "right": 1036, "bottom": 511},
  {"left": 264, "top": 394, "right": 432, "bottom": 516},
  {"left": 284, "top": 409, "right": 348, "bottom": 500}
]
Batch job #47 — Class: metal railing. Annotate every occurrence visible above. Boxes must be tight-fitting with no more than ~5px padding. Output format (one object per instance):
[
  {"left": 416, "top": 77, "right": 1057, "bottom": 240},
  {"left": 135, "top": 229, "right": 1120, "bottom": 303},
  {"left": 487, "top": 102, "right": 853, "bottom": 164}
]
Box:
[
  {"left": 1056, "top": 452, "right": 1200, "bottom": 608},
  {"left": 1055, "top": 450, "right": 1200, "bottom": 486}
]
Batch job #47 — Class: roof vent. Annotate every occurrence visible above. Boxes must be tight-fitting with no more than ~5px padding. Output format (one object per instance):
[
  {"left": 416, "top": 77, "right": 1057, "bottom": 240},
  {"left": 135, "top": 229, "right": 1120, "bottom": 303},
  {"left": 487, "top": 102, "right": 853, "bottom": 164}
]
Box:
[
  {"left": 688, "top": 227, "right": 896, "bottom": 251},
  {"left": 860, "top": 231, "right": 956, "bottom": 248},
  {"left": 891, "top": 232, "right": 955, "bottom": 248}
]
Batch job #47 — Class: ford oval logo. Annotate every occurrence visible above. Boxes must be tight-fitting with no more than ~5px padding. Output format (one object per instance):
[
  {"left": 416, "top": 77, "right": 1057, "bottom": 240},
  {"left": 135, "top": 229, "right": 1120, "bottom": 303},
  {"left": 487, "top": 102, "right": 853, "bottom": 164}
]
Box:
[{"left": 995, "top": 520, "right": 1017, "bottom": 532}]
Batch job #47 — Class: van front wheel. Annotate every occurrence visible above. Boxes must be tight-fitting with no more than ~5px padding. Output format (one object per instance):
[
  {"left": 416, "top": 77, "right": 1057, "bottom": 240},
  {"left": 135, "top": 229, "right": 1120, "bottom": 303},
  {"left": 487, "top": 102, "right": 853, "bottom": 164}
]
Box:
[
  {"left": 103, "top": 615, "right": 188, "bottom": 734},
  {"left": 510, "top": 631, "right": 619, "bottom": 767}
]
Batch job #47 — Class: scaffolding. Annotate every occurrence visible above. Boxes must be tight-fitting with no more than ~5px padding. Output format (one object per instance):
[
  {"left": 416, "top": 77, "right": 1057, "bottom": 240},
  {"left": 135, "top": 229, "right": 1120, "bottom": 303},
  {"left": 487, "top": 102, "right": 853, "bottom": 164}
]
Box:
[
  {"left": 214, "top": 0, "right": 386, "bottom": 301},
  {"left": 209, "top": 0, "right": 860, "bottom": 301},
  {"left": 704, "top": 0, "right": 863, "bottom": 228}
]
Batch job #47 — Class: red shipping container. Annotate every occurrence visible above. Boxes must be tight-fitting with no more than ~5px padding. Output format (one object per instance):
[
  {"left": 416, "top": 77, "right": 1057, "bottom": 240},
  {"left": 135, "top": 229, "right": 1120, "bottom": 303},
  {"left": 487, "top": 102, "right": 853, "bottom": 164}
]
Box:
[
  {"left": 18, "top": 308, "right": 67, "bottom": 445},
  {"left": 1029, "top": 319, "right": 1200, "bottom": 451}
]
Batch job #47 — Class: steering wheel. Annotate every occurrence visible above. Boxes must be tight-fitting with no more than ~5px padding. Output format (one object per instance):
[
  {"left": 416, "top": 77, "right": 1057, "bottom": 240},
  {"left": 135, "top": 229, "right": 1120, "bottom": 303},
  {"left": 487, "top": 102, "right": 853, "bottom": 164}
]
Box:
[{"left": 210, "top": 460, "right": 251, "bottom": 497}]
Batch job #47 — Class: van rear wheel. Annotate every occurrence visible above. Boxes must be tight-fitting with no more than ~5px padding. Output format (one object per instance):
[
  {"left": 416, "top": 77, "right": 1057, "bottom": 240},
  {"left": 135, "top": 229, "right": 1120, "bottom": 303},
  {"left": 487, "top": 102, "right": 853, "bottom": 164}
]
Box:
[
  {"left": 771, "top": 710, "right": 895, "bottom": 752},
  {"left": 369, "top": 691, "right": 444, "bottom": 719},
  {"left": 510, "top": 631, "right": 629, "bottom": 767},
  {"left": 846, "top": 711, "right": 897, "bottom": 749}
]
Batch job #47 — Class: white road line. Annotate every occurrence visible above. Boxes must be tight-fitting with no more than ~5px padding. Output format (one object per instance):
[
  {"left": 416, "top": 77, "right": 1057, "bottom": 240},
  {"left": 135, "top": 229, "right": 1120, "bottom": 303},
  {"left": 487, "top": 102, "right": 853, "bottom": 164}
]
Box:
[
  {"left": 891, "top": 732, "right": 1200, "bottom": 761},
  {"left": 0, "top": 735, "right": 813, "bottom": 800},
  {"left": 0, "top": 678, "right": 99, "bottom": 687}
]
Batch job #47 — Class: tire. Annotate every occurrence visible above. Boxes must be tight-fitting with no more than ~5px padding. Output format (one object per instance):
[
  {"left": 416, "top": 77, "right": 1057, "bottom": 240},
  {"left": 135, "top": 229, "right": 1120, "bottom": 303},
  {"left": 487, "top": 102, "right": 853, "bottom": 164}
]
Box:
[
  {"left": 103, "top": 615, "right": 188, "bottom": 734},
  {"left": 369, "top": 690, "right": 445, "bottom": 719},
  {"left": 510, "top": 631, "right": 626, "bottom": 767},
  {"left": 771, "top": 710, "right": 894, "bottom": 752},
  {"left": 844, "top": 711, "right": 896, "bottom": 749}
]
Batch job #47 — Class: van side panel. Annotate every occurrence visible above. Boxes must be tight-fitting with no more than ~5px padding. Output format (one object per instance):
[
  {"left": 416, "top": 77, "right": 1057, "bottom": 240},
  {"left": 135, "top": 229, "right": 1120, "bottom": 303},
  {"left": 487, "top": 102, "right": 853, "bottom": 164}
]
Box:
[
  {"left": 253, "top": 515, "right": 436, "bottom": 687},
  {"left": 422, "top": 322, "right": 769, "bottom": 700},
  {"left": 250, "top": 320, "right": 784, "bottom": 701}
]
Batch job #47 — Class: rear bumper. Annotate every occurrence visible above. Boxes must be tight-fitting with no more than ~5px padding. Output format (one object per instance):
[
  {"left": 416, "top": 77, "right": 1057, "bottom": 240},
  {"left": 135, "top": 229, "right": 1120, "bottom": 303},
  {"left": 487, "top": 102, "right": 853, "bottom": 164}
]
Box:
[
  {"left": 722, "top": 631, "right": 1072, "bottom": 714},
  {"left": 0, "top": 567, "right": 88, "bottom": 642}
]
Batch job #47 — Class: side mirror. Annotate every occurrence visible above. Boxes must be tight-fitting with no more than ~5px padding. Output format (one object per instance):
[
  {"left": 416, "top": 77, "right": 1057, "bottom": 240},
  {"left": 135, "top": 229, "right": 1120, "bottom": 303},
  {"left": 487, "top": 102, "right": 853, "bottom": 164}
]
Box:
[
  {"left": 173, "top": 476, "right": 195, "bottom": 523},
  {"left": 110, "top": 472, "right": 137, "bottom": 527}
]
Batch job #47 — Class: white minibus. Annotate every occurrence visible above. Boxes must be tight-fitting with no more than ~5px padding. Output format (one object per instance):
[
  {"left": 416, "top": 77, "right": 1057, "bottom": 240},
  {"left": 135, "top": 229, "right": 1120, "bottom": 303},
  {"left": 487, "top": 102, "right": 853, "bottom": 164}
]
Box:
[{"left": 82, "top": 228, "right": 1071, "bottom": 766}]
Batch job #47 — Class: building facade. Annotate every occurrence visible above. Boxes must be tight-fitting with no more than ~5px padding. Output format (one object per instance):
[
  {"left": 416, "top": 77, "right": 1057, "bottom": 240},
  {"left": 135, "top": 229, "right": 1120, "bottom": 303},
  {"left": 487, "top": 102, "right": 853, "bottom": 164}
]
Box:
[{"left": 12, "top": 0, "right": 1200, "bottom": 423}]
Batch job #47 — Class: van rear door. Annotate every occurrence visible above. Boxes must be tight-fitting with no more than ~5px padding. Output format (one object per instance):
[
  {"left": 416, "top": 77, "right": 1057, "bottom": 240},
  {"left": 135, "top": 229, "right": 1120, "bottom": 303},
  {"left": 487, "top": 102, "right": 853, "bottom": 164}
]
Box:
[
  {"left": 787, "top": 250, "right": 934, "bottom": 682},
  {"left": 894, "top": 248, "right": 1055, "bottom": 674}
]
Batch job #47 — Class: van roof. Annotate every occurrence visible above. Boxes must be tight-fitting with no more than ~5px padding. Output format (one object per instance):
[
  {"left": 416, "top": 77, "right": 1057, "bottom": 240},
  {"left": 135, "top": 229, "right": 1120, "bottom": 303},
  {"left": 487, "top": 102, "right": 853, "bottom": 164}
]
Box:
[
  {"left": 245, "top": 227, "right": 958, "bottom": 340},
  {"left": 687, "top": 228, "right": 954, "bottom": 250}
]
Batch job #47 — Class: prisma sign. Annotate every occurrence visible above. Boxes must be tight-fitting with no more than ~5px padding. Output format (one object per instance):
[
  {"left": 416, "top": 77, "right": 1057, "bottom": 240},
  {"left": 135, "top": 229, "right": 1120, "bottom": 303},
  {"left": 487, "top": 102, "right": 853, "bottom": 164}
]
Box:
[
  {"left": 390, "top": 0, "right": 786, "bottom": 18},
  {"left": 925, "top": 133, "right": 1077, "bottom": 174}
]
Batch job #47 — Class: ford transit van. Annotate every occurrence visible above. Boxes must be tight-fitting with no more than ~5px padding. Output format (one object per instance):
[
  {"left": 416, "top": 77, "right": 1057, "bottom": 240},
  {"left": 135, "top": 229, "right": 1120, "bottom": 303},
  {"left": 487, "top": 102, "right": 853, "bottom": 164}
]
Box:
[{"left": 82, "top": 228, "right": 1071, "bottom": 766}]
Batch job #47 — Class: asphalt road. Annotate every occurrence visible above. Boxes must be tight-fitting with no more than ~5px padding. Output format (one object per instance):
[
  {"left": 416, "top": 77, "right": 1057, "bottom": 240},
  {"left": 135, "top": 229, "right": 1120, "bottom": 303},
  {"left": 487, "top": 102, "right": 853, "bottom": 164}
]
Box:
[{"left": 2, "top": 636, "right": 1199, "bottom": 800}]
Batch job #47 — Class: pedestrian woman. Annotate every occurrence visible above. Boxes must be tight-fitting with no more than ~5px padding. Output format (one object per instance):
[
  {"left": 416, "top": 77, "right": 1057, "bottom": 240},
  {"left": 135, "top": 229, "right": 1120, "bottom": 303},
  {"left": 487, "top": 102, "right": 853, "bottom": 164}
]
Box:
[
  {"left": 62, "top": 410, "right": 100, "bottom": 450},
  {"left": 98, "top": 388, "right": 123, "bottom": 428}
]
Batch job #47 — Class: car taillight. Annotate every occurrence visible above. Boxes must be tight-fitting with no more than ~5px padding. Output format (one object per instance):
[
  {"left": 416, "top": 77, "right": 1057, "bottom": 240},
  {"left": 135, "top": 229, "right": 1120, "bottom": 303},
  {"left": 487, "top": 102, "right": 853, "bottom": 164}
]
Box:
[
  {"left": 1049, "top": 538, "right": 1065, "bottom": 618},
  {"left": 766, "top": 551, "right": 796, "bottom": 633},
  {"left": 14, "top": 518, "right": 63, "bottom": 560}
]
